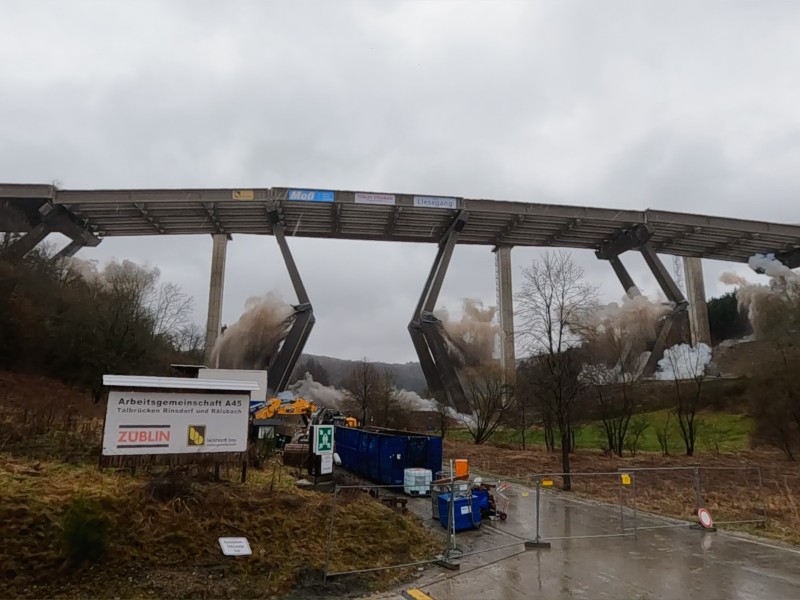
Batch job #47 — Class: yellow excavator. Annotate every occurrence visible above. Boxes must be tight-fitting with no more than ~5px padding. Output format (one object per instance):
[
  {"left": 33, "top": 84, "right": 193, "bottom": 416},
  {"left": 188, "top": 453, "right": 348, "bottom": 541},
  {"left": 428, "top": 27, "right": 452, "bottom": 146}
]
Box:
[
  {"left": 252, "top": 393, "right": 358, "bottom": 426},
  {"left": 253, "top": 396, "right": 317, "bottom": 423}
]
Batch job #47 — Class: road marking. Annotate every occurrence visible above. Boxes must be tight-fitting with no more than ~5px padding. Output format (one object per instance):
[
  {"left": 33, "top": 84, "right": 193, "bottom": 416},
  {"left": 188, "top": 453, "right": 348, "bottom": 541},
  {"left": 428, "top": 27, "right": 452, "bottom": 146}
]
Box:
[{"left": 402, "top": 589, "right": 434, "bottom": 600}]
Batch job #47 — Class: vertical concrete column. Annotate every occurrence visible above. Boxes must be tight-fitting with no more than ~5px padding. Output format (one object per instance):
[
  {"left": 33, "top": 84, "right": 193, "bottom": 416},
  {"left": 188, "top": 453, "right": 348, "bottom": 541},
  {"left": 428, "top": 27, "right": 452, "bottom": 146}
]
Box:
[
  {"left": 495, "top": 246, "right": 516, "bottom": 381},
  {"left": 683, "top": 256, "right": 712, "bottom": 346},
  {"left": 204, "top": 234, "right": 229, "bottom": 365}
]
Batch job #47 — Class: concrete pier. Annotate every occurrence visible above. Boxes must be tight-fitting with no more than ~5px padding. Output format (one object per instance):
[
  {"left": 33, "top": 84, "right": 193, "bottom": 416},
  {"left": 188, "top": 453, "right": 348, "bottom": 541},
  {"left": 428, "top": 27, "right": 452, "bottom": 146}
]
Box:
[
  {"left": 495, "top": 245, "right": 516, "bottom": 380},
  {"left": 204, "top": 234, "right": 228, "bottom": 364},
  {"left": 683, "top": 256, "right": 712, "bottom": 346}
]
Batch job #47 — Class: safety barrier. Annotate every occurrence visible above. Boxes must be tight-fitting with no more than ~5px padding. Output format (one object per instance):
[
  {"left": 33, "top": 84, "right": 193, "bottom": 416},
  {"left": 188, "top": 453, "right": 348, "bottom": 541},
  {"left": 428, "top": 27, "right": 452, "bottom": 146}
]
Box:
[
  {"left": 529, "top": 471, "right": 639, "bottom": 543},
  {"left": 617, "top": 466, "right": 767, "bottom": 530},
  {"left": 323, "top": 465, "right": 765, "bottom": 583}
]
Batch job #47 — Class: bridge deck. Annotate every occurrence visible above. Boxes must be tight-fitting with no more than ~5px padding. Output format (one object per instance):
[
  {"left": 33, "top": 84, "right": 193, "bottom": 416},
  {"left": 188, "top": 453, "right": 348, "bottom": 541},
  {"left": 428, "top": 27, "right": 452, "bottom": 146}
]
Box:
[{"left": 2, "top": 183, "right": 799, "bottom": 263}]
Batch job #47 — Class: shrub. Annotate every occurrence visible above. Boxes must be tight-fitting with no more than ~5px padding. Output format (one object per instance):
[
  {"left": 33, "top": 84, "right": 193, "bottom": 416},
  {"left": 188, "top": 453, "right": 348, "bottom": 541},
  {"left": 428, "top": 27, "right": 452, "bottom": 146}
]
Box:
[
  {"left": 624, "top": 415, "right": 650, "bottom": 456},
  {"left": 59, "top": 495, "right": 109, "bottom": 565}
]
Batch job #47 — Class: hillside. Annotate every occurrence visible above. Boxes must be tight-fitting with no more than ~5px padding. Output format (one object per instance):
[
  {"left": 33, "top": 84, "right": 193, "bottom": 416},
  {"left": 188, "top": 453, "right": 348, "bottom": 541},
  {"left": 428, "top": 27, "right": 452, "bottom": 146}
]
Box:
[
  {"left": 0, "top": 371, "right": 440, "bottom": 598},
  {"left": 289, "top": 339, "right": 767, "bottom": 399},
  {"left": 293, "top": 354, "right": 428, "bottom": 394}
]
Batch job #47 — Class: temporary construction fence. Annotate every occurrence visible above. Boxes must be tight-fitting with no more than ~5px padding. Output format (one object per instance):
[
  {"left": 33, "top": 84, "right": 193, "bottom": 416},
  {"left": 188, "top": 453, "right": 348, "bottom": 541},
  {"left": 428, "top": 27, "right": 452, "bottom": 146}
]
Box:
[
  {"left": 528, "top": 471, "right": 639, "bottom": 544},
  {"left": 615, "top": 466, "right": 767, "bottom": 530},
  {"left": 322, "top": 466, "right": 764, "bottom": 582}
]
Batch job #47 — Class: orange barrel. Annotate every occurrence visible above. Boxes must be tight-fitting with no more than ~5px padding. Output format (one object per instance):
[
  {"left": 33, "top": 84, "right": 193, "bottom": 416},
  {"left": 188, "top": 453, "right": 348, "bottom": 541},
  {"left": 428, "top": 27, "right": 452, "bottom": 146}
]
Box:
[{"left": 454, "top": 458, "right": 469, "bottom": 478}]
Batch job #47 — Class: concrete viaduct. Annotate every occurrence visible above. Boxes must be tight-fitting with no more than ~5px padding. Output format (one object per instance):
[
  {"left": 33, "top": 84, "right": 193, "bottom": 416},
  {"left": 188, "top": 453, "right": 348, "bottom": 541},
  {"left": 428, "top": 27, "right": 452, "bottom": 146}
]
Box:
[{"left": 3, "top": 183, "right": 800, "bottom": 411}]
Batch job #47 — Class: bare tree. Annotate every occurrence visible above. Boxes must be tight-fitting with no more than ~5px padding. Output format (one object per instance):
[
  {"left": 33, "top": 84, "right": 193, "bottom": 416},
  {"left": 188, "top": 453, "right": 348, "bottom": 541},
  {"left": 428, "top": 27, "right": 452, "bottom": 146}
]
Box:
[
  {"left": 373, "top": 371, "right": 402, "bottom": 428},
  {"left": 460, "top": 366, "right": 514, "bottom": 445},
  {"left": 581, "top": 327, "right": 646, "bottom": 457},
  {"left": 173, "top": 323, "right": 206, "bottom": 361},
  {"left": 515, "top": 359, "right": 540, "bottom": 450},
  {"left": 749, "top": 288, "right": 800, "bottom": 459},
  {"left": 662, "top": 344, "right": 709, "bottom": 457},
  {"left": 343, "top": 358, "right": 381, "bottom": 425},
  {"left": 436, "top": 400, "right": 451, "bottom": 439},
  {"left": 425, "top": 388, "right": 452, "bottom": 438},
  {"left": 515, "top": 250, "right": 598, "bottom": 490},
  {"left": 655, "top": 412, "right": 674, "bottom": 457},
  {"left": 151, "top": 281, "right": 194, "bottom": 335}
]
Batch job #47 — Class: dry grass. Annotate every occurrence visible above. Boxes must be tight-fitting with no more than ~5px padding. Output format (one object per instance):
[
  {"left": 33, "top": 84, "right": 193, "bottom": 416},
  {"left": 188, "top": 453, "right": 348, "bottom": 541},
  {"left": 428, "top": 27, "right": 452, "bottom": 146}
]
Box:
[
  {"left": 0, "top": 454, "right": 440, "bottom": 599},
  {"left": 0, "top": 373, "right": 440, "bottom": 598},
  {"left": 445, "top": 439, "right": 800, "bottom": 545}
]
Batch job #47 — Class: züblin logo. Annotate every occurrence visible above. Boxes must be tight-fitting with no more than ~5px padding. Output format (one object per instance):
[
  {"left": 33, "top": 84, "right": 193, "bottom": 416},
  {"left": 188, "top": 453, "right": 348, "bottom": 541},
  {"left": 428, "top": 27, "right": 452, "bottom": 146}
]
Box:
[{"left": 187, "top": 425, "right": 206, "bottom": 446}]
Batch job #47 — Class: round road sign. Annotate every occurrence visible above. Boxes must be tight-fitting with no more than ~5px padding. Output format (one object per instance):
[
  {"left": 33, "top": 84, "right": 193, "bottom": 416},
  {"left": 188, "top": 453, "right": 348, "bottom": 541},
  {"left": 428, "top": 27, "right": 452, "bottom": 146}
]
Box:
[{"left": 698, "top": 507, "right": 714, "bottom": 529}]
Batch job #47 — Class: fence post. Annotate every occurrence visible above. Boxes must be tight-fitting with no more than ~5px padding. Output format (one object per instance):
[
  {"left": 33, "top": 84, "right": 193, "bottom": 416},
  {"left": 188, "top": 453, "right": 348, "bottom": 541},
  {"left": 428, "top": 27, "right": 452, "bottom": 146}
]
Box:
[
  {"left": 525, "top": 477, "right": 551, "bottom": 549},
  {"left": 618, "top": 474, "right": 625, "bottom": 533},
  {"left": 693, "top": 466, "right": 702, "bottom": 511},
  {"left": 632, "top": 472, "right": 638, "bottom": 539},
  {"left": 323, "top": 485, "right": 339, "bottom": 585},
  {"left": 436, "top": 461, "right": 461, "bottom": 570},
  {"left": 757, "top": 467, "right": 768, "bottom": 526}
]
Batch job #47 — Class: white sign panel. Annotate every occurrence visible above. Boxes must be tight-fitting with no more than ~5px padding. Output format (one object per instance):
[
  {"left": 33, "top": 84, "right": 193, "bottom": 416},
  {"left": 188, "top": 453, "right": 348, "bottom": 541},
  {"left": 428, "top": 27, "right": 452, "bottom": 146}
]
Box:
[
  {"left": 219, "top": 537, "right": 252, "bottom": 556},
  {"left": 102, "top": 391, "right": 249, "bottom": 456},
  {"left": 320, "top": 453, "right": 333, "bottom": 475},
  {"left": 355, "top": 192, "right": 396, "bottom": 206},
  {"left": 414, "top": 196, "right": 458, "bottom": 210}
]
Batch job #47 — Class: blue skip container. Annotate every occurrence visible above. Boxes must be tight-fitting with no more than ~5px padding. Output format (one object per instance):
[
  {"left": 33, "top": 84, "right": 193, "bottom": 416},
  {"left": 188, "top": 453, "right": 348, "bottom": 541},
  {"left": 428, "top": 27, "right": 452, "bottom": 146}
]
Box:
[{"left": 437, "top": 492, "right": 482, "bottom": 531}]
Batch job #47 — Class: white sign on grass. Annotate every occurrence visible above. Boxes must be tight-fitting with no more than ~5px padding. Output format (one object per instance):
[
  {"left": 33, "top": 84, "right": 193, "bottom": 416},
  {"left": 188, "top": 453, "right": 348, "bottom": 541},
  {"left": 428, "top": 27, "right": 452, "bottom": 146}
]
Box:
[
  {"left": 102, "top": 390, "right": 249, "bottom": 456},
  {"left": 219, "top": 537, "right": 252, "bottom": 556}
]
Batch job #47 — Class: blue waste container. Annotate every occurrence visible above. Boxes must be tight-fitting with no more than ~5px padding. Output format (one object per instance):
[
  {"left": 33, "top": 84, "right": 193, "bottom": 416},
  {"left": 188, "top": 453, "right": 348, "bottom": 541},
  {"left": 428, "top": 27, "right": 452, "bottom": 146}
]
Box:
[{"left": 437, "top": 492, "right": 482, "bottom": 531}]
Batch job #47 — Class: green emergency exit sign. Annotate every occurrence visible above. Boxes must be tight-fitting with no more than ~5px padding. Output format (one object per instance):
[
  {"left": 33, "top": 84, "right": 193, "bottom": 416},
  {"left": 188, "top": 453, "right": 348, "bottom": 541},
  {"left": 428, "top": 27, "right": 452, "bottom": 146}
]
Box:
[{"left": 313, "top": 425, "right": 334, "bottom": 454}]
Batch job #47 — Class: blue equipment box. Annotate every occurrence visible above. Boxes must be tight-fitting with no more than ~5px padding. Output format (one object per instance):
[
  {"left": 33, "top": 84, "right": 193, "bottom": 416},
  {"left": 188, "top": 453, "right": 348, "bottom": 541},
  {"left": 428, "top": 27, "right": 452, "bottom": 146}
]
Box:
[{"left": 437, "top": 492, "right": 482, "bottom": 531}]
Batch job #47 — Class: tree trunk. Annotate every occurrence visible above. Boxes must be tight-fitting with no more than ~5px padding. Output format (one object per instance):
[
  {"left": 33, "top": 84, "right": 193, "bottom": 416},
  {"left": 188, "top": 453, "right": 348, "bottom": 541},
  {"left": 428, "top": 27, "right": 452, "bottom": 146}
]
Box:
[{"left": 560, "top": 430, "right": 572, "bottom": 491}]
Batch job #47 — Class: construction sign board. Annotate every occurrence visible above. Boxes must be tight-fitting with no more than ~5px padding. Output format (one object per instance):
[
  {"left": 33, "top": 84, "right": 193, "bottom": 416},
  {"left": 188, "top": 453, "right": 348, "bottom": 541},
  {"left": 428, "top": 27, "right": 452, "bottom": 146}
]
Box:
[{"left": 101, "top": 376, "right": 255, "bottom": 457}]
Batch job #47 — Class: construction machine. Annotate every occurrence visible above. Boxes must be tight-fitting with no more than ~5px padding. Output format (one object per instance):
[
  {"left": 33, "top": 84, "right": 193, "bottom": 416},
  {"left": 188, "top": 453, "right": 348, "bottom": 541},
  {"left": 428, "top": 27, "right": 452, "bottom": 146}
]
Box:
[
  {"left": 252, "top": 392, "right": 317, "bottom": 424},
  {"left": 309, "top": 407, "right": 358, "bottom": 428}
]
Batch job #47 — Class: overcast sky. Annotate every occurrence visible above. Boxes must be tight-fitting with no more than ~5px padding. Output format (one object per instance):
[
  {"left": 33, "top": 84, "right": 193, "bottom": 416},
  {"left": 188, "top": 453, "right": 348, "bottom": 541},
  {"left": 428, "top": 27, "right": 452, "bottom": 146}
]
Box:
[{"left": 2, "top": 1, "right": 800, "bottom": 363}]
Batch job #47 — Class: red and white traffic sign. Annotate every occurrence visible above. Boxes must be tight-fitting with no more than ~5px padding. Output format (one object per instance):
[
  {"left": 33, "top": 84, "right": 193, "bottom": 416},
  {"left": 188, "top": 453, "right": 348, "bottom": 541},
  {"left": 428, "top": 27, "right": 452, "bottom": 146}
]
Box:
[{"left": 697, "top": 508, "right": 714, "bottom": 529}]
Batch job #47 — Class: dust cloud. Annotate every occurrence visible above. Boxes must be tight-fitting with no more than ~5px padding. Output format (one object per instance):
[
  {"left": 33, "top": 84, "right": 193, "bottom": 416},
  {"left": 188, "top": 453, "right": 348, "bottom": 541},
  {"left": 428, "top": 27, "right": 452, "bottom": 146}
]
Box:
[
  {"left": 720, "top": 253, "right": 800, "bottom": 339},
  {"left": 288, "top": 372, "right": 439, "bottom": 414},
  {"left": 211, "top": 292, "right": 295, "bottom": 370},
  {"left": 586, "top": 294, "right": 673, "bottom": 344},
  {"left": 436, "top": 298, "right": 499, "bottom": 368},
  {"left": 289, "top": 372, "right": 345, "bottom": 410},
  {"left": 656, "top": 343, "right": 712, "bottom": 380},
  {"left": 395, "top": 389, "right": 438, "bottom": 411}
]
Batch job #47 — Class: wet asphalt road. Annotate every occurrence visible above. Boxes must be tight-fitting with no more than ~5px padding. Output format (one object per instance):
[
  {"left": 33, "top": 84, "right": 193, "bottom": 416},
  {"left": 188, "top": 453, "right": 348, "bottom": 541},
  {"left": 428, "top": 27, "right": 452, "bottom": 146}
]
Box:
[{"left": 401, "top": 483, "right": 800, "bottom": 600}]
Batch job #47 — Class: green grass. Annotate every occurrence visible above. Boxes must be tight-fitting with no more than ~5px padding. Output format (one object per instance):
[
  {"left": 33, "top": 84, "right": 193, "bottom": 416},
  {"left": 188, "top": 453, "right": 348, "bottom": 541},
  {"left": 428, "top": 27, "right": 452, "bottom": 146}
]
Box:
[{"left": 449, "top": 410, "right": 753, "bottom": 454}]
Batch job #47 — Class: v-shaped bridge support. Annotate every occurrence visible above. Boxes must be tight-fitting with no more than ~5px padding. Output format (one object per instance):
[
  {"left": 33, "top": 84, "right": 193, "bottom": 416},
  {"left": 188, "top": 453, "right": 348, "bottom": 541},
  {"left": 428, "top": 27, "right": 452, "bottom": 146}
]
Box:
[
  {"left": 266, "top": 207, "right": 316, "bottom": 394},
  {"left": 597, "top": 225, "right": 690, "bottom": 377},
  {"left": 408, "top": 212, "right": 472, "bottom": 413}
]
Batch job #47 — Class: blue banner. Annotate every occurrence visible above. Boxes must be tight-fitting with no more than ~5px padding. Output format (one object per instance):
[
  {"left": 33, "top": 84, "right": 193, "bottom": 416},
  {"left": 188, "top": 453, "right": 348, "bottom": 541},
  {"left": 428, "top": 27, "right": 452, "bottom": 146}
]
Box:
[{"left": 287, "top": 189, "right": 335, "bottom": 202}]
